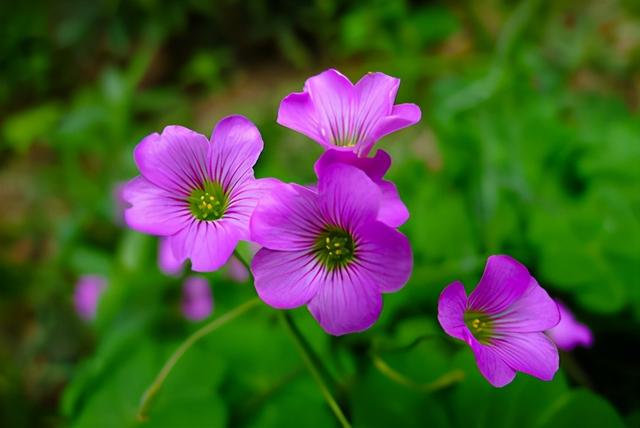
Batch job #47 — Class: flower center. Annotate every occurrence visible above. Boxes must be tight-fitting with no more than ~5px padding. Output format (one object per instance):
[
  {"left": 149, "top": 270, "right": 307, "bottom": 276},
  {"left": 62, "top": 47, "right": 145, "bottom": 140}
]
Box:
[
  {"left": 314, "top": 226, "right": 356, "bottom": 270},
  {"left": 464, "top": 311, "right": 494, "bottom": 344},
  {"left": 187, "top": 181, "right": 228, "bottom": 221}
]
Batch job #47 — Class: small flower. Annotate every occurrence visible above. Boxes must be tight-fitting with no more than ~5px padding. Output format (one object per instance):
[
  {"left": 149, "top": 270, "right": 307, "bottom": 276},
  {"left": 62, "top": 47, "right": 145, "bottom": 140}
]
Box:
[
  {"left": 314, "top": 149, "right": 409, "bottom": 227},
  {"left": 122, "top": 115, "right": 264, "bottom": 272},
  {"left": 250, "top": 163, "right": 412, "bottom": 336},
  {"left": 182, "top": 276, "right": 213, "bottom": 321},
  {"left": 547, "top": 300, "right": 593, "bottom": 351},
  {"left": 74, "top": 275, "right": 107, "bottom": 321},
  {"left": 278, "top": 69, "right": 421, "bottom": 156},
  {"left": 437, "top": 255, "right": 560, "bottom": 387}
]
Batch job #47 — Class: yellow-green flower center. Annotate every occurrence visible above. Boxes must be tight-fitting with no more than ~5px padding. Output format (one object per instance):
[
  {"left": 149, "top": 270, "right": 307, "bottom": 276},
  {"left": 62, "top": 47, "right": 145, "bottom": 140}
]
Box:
[
  {"left": 314, "top": 226, "right": 356, "bottom": 270},
  {"left": 188, "top": 181, "right": 228, "bottom": 221},
  {"left": 464, "top": 311, "right": 494, "bottom": 344}
]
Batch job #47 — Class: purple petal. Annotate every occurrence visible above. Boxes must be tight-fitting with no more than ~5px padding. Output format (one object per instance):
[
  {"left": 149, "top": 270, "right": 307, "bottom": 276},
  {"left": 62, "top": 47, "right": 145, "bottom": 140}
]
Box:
[
  {"left": 182, "top": 276, "right": 213, "bottom": 321},
  {"left": 277, "top": 91, "right": 326, "bottom": 147},
  {"left": 378, "top": 180, "right": 409, "bottom": 227},
  {"left": 470, "top": 338, "right": 517, "bottom": 387},
  {"left": 468, "top": 255, "right": 531, "bottom": 315},
  {"left": 225, "top": 256, "right": 250, "bottom": 283},
  {"left": 364, "top": 103, "right": 422, "bottom": 154},
  {"left": 134, "top": 126, "right": 210, "bottom": 194},
  {"left": 158, "top": 237, "right": 184, "bottom": 276},
  {"left": 209, "top": 115, "right": 264, "bottom": 191},
  {"left": 307, "top": 268, "right": 383, "bottom": 336},
  {"left": 489, "top": 332, "right": 559, "bottom": 382},
  {"left": 314, "top": 149, "right": 391, "bottom": 181},
  {"left": 547, "top": 301, "right": 594, "bottom": 351},
  {"left": 437, "top": 281, "right": 468, "bottom": 342},
  {"left": 493, "top": 277, "right": 560, "bottom": 333},
  {"left": 317, "top": 164, "right": 381, "bottom": 229},
  {"left": 170, "top": 219, "right": 242, "bottom": 272},
  {"left": 74, "top": 275, "right": 107, "bottom": 321},
  {"left": 250, "top": 181, "right": 323, "bottom": 251},
  {"left": 354, "top": 221, "right": 412, "bottom": 292},
  {"left": 122, "top": 176, "right": 190, "bottom": 236},
  {"left": 252, "top": 249, "right": 322, "bottom": 309}
]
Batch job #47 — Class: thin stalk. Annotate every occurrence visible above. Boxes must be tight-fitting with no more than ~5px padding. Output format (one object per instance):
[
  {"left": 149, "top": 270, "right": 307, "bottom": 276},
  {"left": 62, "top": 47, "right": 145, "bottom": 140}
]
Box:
[
  {"left": 370, "top": 350, "right": 464, "bottom": 393},
  {"left": 137, "top": 297, "right": 262, "bottom": 421},
  {"left": 280, "top": 312, "right": 351, "bottom": 428},
  {"left": 233, "top": 249, "right": 251, "bottom": 272}
]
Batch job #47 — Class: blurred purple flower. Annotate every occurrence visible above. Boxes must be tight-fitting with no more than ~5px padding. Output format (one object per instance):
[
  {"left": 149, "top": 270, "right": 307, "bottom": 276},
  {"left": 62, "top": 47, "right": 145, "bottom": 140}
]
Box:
[
  {"left": 546, "top": 300, "right": 593, "bottom": 351},
  {"left": 278, "top": 69, "right": 421, "bottom": 156},
  {"left": 438, "top": 255, "right": 560, "bottom": 387},
  {"left": 122, "top": 115, "right": 266, "bottom": 272},
  {"left": 182, "top": 276, "right": 213, "bottom": 321},
  {"left": 74, "top": 275, "right": 107, "bottom": 321},
  {"left": 250, "top": 163, "right": 412, "bottom": 336},
  {"left": 314, "top": 149, "right": 408, "bottom": 227}
]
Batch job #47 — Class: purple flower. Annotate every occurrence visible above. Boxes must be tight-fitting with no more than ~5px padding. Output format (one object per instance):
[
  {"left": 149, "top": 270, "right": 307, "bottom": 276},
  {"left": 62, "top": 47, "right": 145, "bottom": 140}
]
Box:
[
  {"left": 122, "top": 115, "right": 264, "bottom": 272},
  {"left": 182, "top": 276, "right": 213, "bottom": 321},
  {"left": 74, "top": 275, "right": 107, "bottom": 321},
  {"left": 250, "top": 163, "right": 412, "bottom": 336},
  {"left": 546, "top": 301, "right": 593, "bottom": 351},
  {"left": 277, "top": 69, "right": 421, "bottom": 156},
  {"left": 314, "top": 149, "right": 408, "bottom": 228},
  {"left": 437, "top": 255, "right": 560, "bottom": 387}
]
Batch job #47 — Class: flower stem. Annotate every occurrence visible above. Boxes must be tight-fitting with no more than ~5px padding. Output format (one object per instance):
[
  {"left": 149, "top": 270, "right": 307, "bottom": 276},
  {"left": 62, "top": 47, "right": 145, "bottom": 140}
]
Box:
[
  {"left": 370, "top": 350, "right": 464, "bottom": 392},
  {"left": 280, "top": 312, "right": 352, "bottom": 428},
  {"left": 233, "top": 249, "right": 252, "bottom": 272},
  {"left": 137, "top": 297, "right": 262, "bottom": 421}
]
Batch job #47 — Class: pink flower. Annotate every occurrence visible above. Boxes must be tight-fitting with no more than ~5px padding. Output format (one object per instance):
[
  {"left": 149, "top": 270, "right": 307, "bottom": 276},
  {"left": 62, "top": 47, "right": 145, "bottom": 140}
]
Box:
[
  {"left": 122, "top": 116, "right": 265, "bottom": 272},
  {"left": 278, "top": 69, "right": 421, "bottom": 156},
  {"left": 74, "top": 275, "right": 107, "bottom": 321},
  {"left": 547, "top": 300, "right": 593, "bottom": 351},
  {"left": 182, "top": 277, "right": 214, "bottom": 321},
  {"left": 250, "top": 163, "right": 412, "bottom": 336},
  {"left": 438, "top": 256, "right": 560, "bottom": 387}
]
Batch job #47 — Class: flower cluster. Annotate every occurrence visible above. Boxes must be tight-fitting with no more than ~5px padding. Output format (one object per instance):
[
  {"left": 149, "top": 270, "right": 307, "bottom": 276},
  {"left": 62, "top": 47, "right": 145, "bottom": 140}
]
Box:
[{"left": 121, "top": 68, "right": 593, "bottom": 388}]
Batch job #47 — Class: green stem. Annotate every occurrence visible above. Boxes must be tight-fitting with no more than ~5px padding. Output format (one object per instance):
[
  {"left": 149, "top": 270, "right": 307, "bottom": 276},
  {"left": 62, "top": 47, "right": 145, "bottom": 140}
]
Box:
[
  {"left": 137, "top": 297, "right": 262, "bottom": 421},
  {"left": 233, "top": 249, "right": 251, "bottom": 272},
  {"left": 370, "top": 350, "right": 464, "bottom": 393},
  {"left": 280, "top": 312, "right": 352, "bottom": 428}
]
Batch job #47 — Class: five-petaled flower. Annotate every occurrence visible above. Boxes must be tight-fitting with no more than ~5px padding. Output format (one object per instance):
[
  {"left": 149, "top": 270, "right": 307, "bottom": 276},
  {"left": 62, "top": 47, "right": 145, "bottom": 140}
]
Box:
[
  {"left": 278, "top": 69, "right": 421, "bottom": 156},
  {"left": 546, "top": 300, "right": 593, "bottom": 351},
  {"left": 438, "top": 255, "right": 560, "bottom": 387},
  {"left": 123, "top": 115, "right": 265, "bottom": 272},
  {"left": 250, "top": 163, "right": 412, "bottom": 335}
]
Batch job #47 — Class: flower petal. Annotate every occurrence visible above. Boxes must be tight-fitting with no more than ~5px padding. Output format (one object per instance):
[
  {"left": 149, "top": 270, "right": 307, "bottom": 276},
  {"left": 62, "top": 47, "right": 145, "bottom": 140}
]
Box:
[
  {"left": 493, "top": 277, "right": 560, "bottom": 333},
  {"left": 547, "top": 301, "right": 594, "bottom": 351},
  {"left": 364, "top": 103, "right": 422, "bottom": 154},
  {"left": 277, "top": 91, "right": 326, "bottom": 147},
  {"left": 122, "top": 176, "right": 191, "bottom": 236},
  {"left": 134, "top": 126, "right": 210, "bottom": 194},
  {"left": 252, "top": 249, "right": 322, "bottom": 309},
  {"left": 307, "top": 268, "right": 383, "bottom": 336},
  {"left": 378, "top": 180, "right": 409, "bottom": 227},
  {"left": 314, "top": 149, "right": 391, "bottom": 181},
  {"left": 158, "top": 237, "right": 185, "bottom": 276},
  {"left": 318, "top": 164, "right": 381, "bottom": 230},
  {"left": 490, "top": 332, "right": 559, "bottom": 382},
  {"left": 209, "top": 115, "right": 264, "bottom": 191},
  {"left": 182, "top": 276, "right": 213, "bottom": 321},
  {"left": 169, "top": 219, "right": 242, "bottom": 272},
  {"left": 437, "top": 281, "right": 468, "bottom": 341},
  {"left": 470, "top": 338, "right": 517, "bottom": 387},
  {"left": 354, "top": 221, "right": 412, "bottom": 292},
  {"left": 468, "top": 255, "right": 531, "bottom": 314},
  {"left": 250, "top": 181, "right": 323, "bottom": 251}
]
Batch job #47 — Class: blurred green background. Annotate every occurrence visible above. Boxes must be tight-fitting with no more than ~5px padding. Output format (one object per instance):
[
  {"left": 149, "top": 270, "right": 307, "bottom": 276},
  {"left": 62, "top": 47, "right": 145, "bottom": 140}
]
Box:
[{"left": 1, "top": 0, "right": 639, "bottom": 426}]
